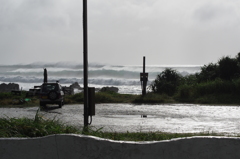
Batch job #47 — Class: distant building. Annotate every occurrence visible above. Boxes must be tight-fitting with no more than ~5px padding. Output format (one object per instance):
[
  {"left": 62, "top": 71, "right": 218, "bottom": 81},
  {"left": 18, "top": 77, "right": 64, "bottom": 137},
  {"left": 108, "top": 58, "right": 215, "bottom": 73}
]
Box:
[{"left": 0, "top": 83, "right": 19, "bottom": 92}]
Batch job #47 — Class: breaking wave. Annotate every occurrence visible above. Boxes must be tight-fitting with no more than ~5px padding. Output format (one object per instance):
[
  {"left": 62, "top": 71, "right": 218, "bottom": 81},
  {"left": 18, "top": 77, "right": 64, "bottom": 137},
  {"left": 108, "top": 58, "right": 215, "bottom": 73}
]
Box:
[{"left": 0, "top": 62, "right": 201, "bottom": 94}]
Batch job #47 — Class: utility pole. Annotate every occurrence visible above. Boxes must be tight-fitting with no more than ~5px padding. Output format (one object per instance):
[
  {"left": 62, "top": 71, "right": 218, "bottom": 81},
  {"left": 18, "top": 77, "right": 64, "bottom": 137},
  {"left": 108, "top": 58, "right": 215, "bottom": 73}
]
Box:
[{"left": 83, "top": 0, "right": 88, "bottom": 127}]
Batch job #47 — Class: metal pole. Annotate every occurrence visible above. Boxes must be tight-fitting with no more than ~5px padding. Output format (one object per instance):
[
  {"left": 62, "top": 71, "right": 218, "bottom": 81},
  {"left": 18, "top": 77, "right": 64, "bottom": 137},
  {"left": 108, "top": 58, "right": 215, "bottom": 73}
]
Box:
[
  {"left": 143, "top": 56, "right": 145, "bottom": 73},
  {"left": 83, "top": 0, "right": 89, "bottom": 127}
]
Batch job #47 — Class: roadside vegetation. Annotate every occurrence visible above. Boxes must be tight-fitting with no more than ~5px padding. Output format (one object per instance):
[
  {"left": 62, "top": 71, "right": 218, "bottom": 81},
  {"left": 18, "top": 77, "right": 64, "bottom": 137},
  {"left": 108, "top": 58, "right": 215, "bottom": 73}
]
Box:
[
  {"left": 0, "top": 91, "right": 39, "bottom": 107},
  {"left": 149, "top": 52, "right": 240, "bottom": 105},
  {"left": 64, "top": 91, "right": 139, "bottom": 104},
  {"left": 0, "top": 111, "right": 225, "bottom": 140},
  {"left": 0, "top": 110, "right": 80, "bottom": 138}
]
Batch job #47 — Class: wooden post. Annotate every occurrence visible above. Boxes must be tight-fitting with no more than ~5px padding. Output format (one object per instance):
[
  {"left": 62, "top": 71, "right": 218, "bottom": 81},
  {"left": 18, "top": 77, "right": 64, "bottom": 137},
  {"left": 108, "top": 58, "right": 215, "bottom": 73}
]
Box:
[{"left": 140, "top": 56, "right": 148, "bottom": 96}]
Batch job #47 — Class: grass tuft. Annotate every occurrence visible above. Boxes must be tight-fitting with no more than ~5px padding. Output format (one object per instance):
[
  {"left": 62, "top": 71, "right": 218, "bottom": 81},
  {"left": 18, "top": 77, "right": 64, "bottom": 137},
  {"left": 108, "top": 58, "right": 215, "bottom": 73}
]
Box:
[{"left": 0, "top": 111, "right": 80, "bottom": 138}]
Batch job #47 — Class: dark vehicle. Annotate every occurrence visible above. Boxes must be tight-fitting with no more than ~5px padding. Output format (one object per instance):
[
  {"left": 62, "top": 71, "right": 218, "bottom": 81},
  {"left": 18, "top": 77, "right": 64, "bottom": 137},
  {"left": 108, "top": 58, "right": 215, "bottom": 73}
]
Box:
[{"left": 39, "top": 82, "right": 64, "bottom": 108}]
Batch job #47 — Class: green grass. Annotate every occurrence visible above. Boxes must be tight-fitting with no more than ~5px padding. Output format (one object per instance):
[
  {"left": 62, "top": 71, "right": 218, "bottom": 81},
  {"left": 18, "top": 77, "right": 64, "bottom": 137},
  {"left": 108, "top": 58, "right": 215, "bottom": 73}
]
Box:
[
  {"left": 96, "top": 92, "right": 138, "bottom": 103},
  {"left": 0, "top": 110, "right": 80, "bottom": 138},
  {"left": 0, "top": 92, "right": 39, "bottom": 107},
  {"left": 65, "top": 92, "right": 175, "bottom": 104},
  {"left": 83, "top": 129, "right": 224, "bottom": 141},
  {"left": 64, "top": 91, "right": 139, "bottom": 104},
  {"left": 0, "top": 110, "right": 229, "bottom": 141}
]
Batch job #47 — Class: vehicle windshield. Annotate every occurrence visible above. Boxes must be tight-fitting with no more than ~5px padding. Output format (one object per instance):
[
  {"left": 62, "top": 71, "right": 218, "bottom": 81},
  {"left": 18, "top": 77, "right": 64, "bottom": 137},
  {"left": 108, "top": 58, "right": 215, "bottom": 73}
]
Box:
[{"left": 42, "top": 84, "right": 59, "bottom": 92}]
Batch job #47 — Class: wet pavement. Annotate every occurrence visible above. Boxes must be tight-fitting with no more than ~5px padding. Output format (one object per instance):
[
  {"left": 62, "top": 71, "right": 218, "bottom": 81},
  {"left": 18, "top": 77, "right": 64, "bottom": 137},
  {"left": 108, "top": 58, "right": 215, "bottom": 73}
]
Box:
[{"left": 1, "top": 104, "right": 240, "bottom": 134}]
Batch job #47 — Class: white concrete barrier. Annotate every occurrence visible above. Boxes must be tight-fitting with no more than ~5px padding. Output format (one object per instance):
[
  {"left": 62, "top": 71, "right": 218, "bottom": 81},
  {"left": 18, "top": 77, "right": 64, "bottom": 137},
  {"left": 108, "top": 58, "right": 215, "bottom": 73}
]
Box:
[{"left": 1, "top": 135, "right": 240, "bottom": 159}]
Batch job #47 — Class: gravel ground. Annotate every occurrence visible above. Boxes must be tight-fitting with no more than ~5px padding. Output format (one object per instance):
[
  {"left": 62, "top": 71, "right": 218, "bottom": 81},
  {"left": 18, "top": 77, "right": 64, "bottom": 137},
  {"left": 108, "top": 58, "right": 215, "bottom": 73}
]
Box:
[{"left": 1, "top": 104, "right": 240, "bottom": 134}]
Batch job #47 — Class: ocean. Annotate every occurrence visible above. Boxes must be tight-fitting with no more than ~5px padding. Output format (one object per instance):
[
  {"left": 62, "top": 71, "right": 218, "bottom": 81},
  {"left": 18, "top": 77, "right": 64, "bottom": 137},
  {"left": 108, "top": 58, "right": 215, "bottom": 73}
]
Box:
[{"left": 0, "top": 62, "right": 201, "bottom": 94}]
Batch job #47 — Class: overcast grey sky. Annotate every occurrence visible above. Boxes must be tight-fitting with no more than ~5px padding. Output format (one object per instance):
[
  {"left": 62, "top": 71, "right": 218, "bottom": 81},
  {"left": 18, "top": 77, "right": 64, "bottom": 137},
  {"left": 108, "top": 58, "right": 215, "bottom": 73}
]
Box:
[{"left": 0, "top": 0, "right": 240, "bottom": 65}]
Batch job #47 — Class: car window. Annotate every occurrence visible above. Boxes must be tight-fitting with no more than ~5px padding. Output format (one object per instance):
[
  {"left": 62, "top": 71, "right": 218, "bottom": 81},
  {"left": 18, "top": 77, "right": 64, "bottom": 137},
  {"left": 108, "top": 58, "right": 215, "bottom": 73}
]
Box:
[{"left": 42, "top": 84, "right": 59, "bottom": 92}]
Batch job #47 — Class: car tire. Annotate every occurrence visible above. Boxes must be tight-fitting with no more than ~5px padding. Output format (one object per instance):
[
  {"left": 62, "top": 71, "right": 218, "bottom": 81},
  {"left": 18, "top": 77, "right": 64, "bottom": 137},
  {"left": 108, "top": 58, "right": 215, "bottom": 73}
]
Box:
[
  {"left": 40, "top": 102, "right": 46, "bottom": 108},
  {"left": 48, "top": 91, "right": 58, "bottom": 100},
  {"left": 59, "top": 101, "right": 62, "bottom": 108}
]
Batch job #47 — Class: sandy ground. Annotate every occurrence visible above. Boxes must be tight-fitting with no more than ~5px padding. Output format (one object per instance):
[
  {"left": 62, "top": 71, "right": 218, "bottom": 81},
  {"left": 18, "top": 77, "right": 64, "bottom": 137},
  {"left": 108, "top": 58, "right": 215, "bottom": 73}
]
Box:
[{"left": 1, "top": 104, "right": 240, "bottom": 134}]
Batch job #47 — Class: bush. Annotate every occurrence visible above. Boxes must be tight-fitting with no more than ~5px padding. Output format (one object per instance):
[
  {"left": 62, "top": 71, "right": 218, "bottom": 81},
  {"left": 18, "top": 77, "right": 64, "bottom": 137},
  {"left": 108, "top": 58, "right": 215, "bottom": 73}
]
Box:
[
  {"left": 150, "top": 68, "right": 182, "bottom": 96},
  {"left": 0, "top": 92, "right": 13, "bottom": 99},
  {"left": 177, "top": 85, "right": 193, "bottom": 98},
  {"left": 197, "top": 63, "right": 219, "bottom": 82},
  {"left": 218, "top": 56, "right": 239, "bottom": 80},
  {"left": 181, "top": 74, "right": 198, "bottom": 85},
  {"left": 196, "top": 55, "right": 240, "bottom": 82},
  {"left": 192, "top": 79, "right": 240, "bottom": 96}
]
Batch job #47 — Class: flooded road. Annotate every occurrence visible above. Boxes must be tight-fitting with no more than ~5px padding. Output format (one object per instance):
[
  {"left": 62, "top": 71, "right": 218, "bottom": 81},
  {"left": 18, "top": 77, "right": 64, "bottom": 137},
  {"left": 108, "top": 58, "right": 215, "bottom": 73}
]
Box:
[{"left": 1, "top": 104, "right": 240, "bottom": 134}]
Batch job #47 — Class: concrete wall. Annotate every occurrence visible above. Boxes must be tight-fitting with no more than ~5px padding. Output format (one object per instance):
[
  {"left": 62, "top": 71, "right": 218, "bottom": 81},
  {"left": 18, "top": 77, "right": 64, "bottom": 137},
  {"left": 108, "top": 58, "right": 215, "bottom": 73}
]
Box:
[{"left": 1, "top": 135, "right": 240, "bottom": 159}]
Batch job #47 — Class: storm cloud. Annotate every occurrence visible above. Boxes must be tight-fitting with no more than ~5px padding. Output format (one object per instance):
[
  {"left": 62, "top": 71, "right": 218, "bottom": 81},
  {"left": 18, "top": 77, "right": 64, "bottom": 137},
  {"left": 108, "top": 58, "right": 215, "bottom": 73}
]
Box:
[{"left": 0, "top": 0, "right": 240, "bottom": 65}]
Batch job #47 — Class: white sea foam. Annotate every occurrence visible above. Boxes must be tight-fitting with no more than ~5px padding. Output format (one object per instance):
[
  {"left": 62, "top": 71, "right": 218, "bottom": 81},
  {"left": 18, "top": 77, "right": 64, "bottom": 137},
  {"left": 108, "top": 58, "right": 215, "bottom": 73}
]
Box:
[
  {"left": 8, "top": 67, "right": 79, "bottom": 73},
  {"left": 0, "top": 63, "right": 201, "bottom": 94}
]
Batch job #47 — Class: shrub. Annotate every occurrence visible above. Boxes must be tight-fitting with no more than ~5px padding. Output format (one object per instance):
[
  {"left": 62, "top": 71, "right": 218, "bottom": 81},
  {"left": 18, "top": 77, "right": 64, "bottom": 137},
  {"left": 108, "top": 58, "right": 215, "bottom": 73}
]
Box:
[
  {"left": 218, "top": 56, "right": 239, "bottom": 80},
  {"left": 150, "top": 68, "right": 182, "bottom": 96},
  {"left": 0, "top": 92, "right": 13, "bottom": 99},
  {"left": 197, "top": 63, "right": 219, "bottom": 82},
  {"left": 177, "top": 85, "right": 193, "bottom": 98},
  {"left": 181, "top": 74, "right": 198, "bottom": 85},
  {"left": 194, "top": 79, "right": 237, "bottom": 96}
]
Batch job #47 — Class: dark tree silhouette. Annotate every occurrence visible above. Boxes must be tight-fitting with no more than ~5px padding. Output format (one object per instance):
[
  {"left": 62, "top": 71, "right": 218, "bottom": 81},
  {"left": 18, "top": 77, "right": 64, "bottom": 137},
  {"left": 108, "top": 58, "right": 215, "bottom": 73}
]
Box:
[
  {"left": 218, "top": 56, "right": 239, "bottom": 80},
  {"left": 150, "top": 68, "right": 181, "bottom": 96},
  {"left": 197, "top": 63, "right": 219, "bottom": 82}
]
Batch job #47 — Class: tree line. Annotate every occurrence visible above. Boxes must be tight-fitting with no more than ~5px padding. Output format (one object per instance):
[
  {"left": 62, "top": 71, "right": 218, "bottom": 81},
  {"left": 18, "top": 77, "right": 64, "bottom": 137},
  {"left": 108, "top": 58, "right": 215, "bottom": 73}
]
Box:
[{"left": 149, "top": 53, "right": 240, "bottom": 104}]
